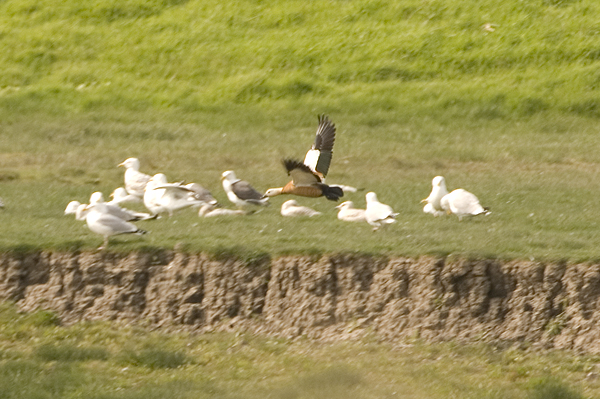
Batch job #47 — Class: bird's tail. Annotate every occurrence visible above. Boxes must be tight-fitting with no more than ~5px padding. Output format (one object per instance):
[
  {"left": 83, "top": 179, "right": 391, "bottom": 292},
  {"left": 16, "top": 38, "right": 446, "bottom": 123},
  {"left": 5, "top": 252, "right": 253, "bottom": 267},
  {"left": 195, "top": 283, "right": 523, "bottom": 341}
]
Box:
[{"left": 321, "top": 185, "right": 344, "bottom": 201}]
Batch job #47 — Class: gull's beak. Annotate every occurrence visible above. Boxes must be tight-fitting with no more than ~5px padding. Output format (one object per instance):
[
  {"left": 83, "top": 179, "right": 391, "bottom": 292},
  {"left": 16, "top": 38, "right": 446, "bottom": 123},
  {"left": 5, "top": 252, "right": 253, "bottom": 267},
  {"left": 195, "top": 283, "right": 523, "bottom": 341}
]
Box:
[
  {"left": 420, "top": 198, "right": 427, "bottom": 203},
  {"left": 118, "top": 161, "right": 125, "bottom": 167},
  {"left": 220, "top": 175, "right": 226, "bottom": 181}
]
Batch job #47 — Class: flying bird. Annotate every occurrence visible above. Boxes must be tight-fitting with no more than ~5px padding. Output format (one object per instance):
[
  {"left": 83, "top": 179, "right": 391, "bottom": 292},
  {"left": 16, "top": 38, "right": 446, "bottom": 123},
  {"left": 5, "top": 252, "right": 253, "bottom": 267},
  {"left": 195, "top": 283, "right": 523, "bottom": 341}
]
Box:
[
  {"left": 421, "top": 176, "right": 448, "bottom": 217},
  {"left": 263, "top": 115, "right": 344, "bottom": 201},
  {"left": 118, "top": 158, "right": 151, "bottom": 198},
  {"left": 335, "top": 201, "right": 366, "bottom": 222},
  {"left": 365, "top": 192, "right": 398, "bottom": 231},
  {"left": 221, "top": 170, "right": 270, "bottom": 209},
  {"left": 440, "top": 189, "right": 491, "bottom": 221},
  {"left": 79, "top": 202, "right": 147, "bottom": 250},
  {"left": 280, "top": 200, "right": 322, "bottom": 217}
]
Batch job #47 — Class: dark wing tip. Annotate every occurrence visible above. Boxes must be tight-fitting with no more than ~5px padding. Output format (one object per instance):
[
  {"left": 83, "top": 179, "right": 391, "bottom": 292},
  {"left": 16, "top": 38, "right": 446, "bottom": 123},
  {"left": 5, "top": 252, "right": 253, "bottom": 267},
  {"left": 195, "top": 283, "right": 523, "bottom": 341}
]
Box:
[
  {"left": 283, "top": 158, "right": 314, "bottom": 175},
  {"left": 313, "top": 114, "right": 336, "bottom": 152}
]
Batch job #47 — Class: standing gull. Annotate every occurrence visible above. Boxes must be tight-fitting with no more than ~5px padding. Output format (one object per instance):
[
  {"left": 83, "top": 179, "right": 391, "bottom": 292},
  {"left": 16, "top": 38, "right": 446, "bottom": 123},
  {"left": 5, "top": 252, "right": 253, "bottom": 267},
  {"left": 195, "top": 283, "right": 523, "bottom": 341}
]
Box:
[
  {"left": 421, "top": 176, "right": 448, "bottom": 217},
  {"left": 221, "top": 170, "right": 269, "bottom": 210},
  {"left": 441, "top": 189, "right": 491, "bottom": 221},
  {"left": 118, "top": 158, "right": 151, "bottom": 199},
  {"left": 335, "top": 201, "right": 366, "bottom": 222},
  {"left": 263, "top": 115, "right": 344, "bottom": 201},
  {"left": 79, "top": 202, "right": 147, "bottom": 250},
  {"left": 280, "top": 200, "right": 321, "bottom": 217},
  {"left": 365, "top": 192, "right": 398, "bottom": 231}
]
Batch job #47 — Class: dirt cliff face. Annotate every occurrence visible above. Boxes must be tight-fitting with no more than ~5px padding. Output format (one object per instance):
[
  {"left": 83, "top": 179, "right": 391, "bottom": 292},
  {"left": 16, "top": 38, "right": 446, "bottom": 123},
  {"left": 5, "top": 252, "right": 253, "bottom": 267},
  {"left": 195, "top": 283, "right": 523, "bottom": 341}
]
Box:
[{"left": 1, "top": 251, "right": 599, "bottom": 352}]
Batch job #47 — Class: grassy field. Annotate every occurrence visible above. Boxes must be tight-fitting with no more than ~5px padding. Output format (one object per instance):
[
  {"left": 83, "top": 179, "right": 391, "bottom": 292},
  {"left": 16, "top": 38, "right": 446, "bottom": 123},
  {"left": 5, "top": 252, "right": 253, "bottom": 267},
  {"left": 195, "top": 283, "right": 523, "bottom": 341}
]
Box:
[
  {"left": 3, "top": 1, "right": 600, "bottom": 396},
  {"left": 0, "top": 302, "right": 596, "bottom": 399},
  {"left": 1, "top": 0, "right": 600, "bottom": 260}
]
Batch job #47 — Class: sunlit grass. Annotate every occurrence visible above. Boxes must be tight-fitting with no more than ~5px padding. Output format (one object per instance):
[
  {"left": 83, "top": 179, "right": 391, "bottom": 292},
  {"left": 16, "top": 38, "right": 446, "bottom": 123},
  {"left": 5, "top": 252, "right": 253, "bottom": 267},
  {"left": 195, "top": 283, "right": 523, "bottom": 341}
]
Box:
[
  {"left": 0, "top": 114, "right": 599, "bottom": 260},
  {"left": 1, "top": 0, "right": 600, "bottom": 259},
  {"left": 0, "top": 303, "right": 595, "bottom": 399}
]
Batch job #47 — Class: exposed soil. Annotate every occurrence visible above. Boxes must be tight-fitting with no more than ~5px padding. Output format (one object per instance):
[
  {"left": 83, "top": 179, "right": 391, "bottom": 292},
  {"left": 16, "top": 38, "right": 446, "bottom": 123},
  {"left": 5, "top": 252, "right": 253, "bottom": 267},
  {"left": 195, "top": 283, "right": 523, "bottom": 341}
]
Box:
[{"left": 2, "top": 251, "right": 599, "bottom": 352}]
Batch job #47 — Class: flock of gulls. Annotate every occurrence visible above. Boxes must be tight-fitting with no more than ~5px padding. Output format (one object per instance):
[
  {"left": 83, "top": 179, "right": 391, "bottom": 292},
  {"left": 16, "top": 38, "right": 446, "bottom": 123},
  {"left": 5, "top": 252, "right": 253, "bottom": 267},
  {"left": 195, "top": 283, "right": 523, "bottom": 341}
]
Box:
[{"left": 63, "top": 115, "right": 490, "bottom": 249}]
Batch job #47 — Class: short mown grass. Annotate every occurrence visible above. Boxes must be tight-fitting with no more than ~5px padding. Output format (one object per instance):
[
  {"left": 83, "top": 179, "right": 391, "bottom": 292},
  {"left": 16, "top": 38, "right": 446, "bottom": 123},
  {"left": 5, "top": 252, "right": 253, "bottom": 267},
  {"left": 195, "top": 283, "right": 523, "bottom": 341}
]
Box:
[{"left": 0, "top": 302, "right": 597, "bottom": 399}]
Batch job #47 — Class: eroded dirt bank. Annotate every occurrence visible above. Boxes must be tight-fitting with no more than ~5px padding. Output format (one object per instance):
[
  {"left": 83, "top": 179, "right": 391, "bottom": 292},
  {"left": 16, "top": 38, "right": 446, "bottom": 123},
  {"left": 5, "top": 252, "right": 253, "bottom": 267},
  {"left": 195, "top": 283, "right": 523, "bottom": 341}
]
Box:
[{"left": 1, "top": 251, "right": 599, "bottom": 352}]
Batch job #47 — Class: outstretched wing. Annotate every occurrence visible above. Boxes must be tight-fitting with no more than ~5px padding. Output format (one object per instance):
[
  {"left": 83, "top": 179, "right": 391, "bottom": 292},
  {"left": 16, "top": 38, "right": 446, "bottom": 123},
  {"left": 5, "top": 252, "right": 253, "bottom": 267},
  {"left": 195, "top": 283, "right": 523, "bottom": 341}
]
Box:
[
  {"left": 303, "top": 115, "right": 336, "bottom": 178},
  {"left": 284, "top": 159, "right": 322, "bottom": 186}
]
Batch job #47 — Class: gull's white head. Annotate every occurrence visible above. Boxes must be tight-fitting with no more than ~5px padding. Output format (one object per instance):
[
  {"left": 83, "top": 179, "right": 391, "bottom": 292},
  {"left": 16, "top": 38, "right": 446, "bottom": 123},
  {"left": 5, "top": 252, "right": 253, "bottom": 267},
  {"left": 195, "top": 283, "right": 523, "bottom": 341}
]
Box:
[
  {"left": 221, "top": 170, "right": 237, "bottom": 182},
  {"left": 335, "top": 201, "right": 354, "bottom": 210},
  {"left": 365, "top": 192, "right": 379, "bottom": 204},
  {"left": 281, "top": 200, "right": 298, "bottom": 209},
  {"left": 119, "top": 158, "right": 140, "bottom": 170},
  {"left": 151, "top": 173, "right": 168, "bottom": 184},
  {"left": 145, "top": 173, "right": 168, "bottom": 191},
  {"left": 110, "top": 187, "right": 128, "bottom": 199},
  {"left": 89, "top": 192, "right": 105, "bottom": 204},
  {"left": 432, "top": 176, "right": 446, "bottom": 187},
  {"left": 65, "top": 201, "right": 82, "bottom": 215}
]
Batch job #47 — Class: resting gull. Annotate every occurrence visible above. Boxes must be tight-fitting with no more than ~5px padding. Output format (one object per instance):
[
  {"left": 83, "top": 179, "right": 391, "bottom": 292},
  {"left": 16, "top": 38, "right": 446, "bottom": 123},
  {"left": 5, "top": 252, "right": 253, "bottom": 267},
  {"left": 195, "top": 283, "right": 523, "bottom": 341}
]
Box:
[
  {"left": 263, "top": 115, "right": 344, "bottom": 201},
  {"left": 198, "top": 204, "right": 245, "bottom": 217},
  {"left": 280, "top": 200, "right": 321, "bottom": 217},
  {"left": 335, "top": 201, "right": 366, "bottom": 222},
  {"left": 441, "top": 189, "right": 491, "bottom": 221},
  {"left": 119, "top": 158, "right": 151, "bottom": 198},
  {"left": 221, "top": 170, "right": 269, "bottom": 209},
  {"left": 365, "top": 192, "right": 398, "bottom": 231}
]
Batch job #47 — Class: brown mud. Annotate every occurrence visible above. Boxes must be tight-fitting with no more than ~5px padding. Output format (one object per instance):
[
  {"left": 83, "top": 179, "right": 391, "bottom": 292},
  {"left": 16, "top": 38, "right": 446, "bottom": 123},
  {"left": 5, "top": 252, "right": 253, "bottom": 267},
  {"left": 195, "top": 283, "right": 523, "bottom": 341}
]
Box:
[{"left": 1, "top": 251, "right": 599, "bottom": 352}]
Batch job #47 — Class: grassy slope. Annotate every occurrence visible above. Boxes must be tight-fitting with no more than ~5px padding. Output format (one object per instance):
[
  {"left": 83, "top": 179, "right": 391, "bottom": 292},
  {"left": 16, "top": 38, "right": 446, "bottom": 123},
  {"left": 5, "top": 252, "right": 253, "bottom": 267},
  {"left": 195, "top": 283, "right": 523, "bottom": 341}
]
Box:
[
  {"left": 0, "top": 303, "right": 595, "bottom": 399},
  {"left": 1, "top": 0, "right": 600, "bottom": 259}
]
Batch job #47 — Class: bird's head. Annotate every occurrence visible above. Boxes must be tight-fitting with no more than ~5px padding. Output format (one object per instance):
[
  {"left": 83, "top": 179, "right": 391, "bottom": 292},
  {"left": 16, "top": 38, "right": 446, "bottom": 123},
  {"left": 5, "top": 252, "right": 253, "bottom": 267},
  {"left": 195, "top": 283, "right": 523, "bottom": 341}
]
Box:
[
  {"left": 118, "top": 158, "right": 140, "bottom": 170},
  {"left": 89, "top": 191, "right": 104, "bottom": 204},
  {"left": 263, "top": 188, "right": 283, "bottom": 198},
  {"left": 221, "top": 170, "right": 236, "bottom": 182},
  {"left": 432, "top": 176, "right": 446, "bottom": 188},
  {"left": 365, "top": 192, "right": 378, "bottom": 203},
  {"left": 335, "top": 201, "right": 353, "bottom": 210}
]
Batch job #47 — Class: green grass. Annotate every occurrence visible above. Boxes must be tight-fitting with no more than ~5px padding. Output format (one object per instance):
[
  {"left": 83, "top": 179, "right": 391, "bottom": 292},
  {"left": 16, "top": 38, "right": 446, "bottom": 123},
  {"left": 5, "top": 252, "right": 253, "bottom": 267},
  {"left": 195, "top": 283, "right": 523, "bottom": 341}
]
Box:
[
  {"left": 1, "top": 0, "right": 600, "bottom": 259},
  {"left": 0, "top": 302, "right": 597, "bottom": 399}
]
